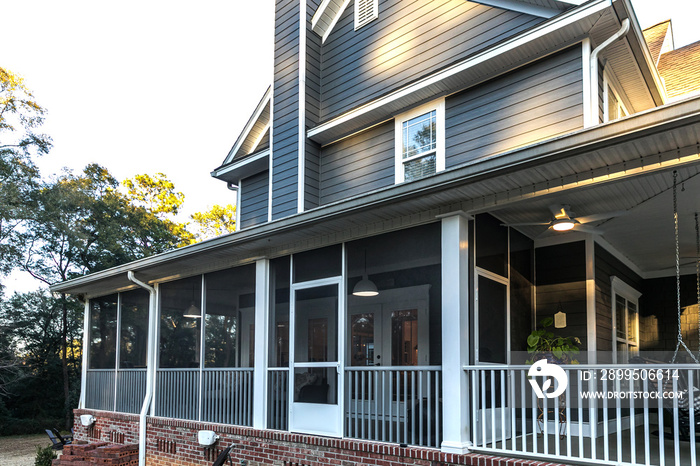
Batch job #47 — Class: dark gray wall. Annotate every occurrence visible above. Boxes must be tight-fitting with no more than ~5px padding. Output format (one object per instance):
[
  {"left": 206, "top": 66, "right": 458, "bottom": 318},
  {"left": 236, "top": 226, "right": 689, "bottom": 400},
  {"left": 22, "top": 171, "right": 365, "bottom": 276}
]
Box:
[
  {"left": 320, "top": 0, "right": 544, "bottom": 120},
  {"left": 272, "top": 0, "right": 300, "bottom": 220},
  {"left": 535, "top": 241, "right": 588, "bottom": 355},
  {"left": 445, "top": 45, "right": 584, "bottom": 168},
  {"left": 240, "top": 171, "right": 269, "bottom": 230},
  {"left": 319, "top": 121, "right": 395, "bottom": 205},
  {"left": 305, "top": 0, "right": 322, "bottom": 210},
  {"left": 594, "top": 244, "right": 643, "bottom": 360}
]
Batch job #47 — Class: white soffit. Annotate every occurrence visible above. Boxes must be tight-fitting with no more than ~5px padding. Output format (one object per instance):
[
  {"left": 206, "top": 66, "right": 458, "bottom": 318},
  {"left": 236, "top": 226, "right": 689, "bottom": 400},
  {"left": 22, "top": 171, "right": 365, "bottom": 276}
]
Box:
[
  {"left": 312, "top": 0, "right": 351, "bottom": 43},
  {"left": 221, "top": 87, "right": 272, "bottom": 167},
  {"left": 469, "top": 0, "right": 567, "bottom": 18}
]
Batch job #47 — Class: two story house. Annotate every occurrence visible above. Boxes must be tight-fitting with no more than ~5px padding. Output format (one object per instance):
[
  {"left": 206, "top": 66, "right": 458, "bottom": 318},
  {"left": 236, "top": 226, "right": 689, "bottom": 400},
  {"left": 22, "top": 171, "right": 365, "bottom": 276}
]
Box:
[{"left": 52, "top": 0, "right": 700, "bottom": 465}]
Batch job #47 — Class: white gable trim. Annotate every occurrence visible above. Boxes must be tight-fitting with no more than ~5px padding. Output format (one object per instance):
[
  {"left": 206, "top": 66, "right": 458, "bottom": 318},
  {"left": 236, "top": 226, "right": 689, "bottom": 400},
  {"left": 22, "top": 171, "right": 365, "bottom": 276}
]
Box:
[
  {"left": 312, "top": 0, "right": 351, "bottom": 44},
  {"left": 223, "top": 86, "right": 272, "bottom": 166},
  {"left": 469, "top": 0, "right": 560, "bottom": 18}
]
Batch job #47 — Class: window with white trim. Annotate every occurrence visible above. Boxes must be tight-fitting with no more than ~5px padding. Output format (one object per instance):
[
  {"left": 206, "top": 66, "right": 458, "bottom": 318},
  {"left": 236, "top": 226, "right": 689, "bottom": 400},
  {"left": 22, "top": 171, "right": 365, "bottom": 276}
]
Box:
[
  {"left": 611, "top": 276, "right": 641, "bottom": 363},
  {"left": 603, "top": 71, "right": 629, "bottom": 123},
  {"left": 354, "top": 0, "right": 378, "bottom": 30},
  {"left": 394, "top": 99, "right": 445, "bottom": 184}
]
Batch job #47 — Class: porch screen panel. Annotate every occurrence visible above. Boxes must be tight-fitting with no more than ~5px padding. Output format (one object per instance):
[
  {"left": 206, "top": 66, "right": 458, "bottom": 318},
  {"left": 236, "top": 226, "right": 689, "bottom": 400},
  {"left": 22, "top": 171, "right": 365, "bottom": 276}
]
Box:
[
  {"left": 268, "top": 256, "right": 290, "bottom": 430},
  {"left": 89, "top": 294, "right": 118, "bottom": 369},
  {"left": 293, "top": 244, "right": 341, "bottom": 283},
  {"left": 477, "top": 276, "right": 507, "bottom": 364},
  {"left": 204, "top": 264, "right": 256, "bottom": 368},
  {"left": 119, "top": 289, "right": 149, "bottom": 368},
  {"left": 159, "top": 276, "right": 202, "bottom": 368},
  {"left": 475, "top": 213, "right": 508, "bottom": 278}
]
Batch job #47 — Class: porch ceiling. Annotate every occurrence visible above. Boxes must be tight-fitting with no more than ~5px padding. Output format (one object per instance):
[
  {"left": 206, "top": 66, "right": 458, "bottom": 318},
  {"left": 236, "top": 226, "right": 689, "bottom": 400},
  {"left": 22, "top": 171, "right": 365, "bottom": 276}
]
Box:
[{"left": 51, "top": 96, "right": 700, "bottom": 297}]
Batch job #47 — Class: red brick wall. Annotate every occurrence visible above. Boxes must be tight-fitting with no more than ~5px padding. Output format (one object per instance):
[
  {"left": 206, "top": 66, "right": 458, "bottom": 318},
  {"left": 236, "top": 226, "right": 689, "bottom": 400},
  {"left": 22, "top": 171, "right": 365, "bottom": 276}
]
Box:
[{"left": 73, "top": 409, "right": 564, "bottom": 466}]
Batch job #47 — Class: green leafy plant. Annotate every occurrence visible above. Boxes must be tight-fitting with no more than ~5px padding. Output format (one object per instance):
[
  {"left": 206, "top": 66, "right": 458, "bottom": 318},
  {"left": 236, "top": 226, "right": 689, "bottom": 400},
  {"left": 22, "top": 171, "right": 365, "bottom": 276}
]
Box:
[
  {"left": 526, "top": 317, "right": 581, "bottom": 364},
  {"left": 34, "top": 445, "right": 57, "bottom": 466}
]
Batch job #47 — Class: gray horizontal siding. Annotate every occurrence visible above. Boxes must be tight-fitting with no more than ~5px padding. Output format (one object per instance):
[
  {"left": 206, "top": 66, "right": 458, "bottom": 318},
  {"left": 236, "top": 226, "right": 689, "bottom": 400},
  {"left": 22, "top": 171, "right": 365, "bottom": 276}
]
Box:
[
  {"left": 319, "top": 121, "right": 395, "bottom": 205},
  {"left": 240, "top": 171, "right": 269, "bottom": 230},
  {"left": 445, "top": 45, "right": 584, "bottom": 167},
  {"left": 320, "top": 0, "right": 544, "bottom": 120},
  {"left": 272, "top": 0, "right": 300, "bottom": 220}
]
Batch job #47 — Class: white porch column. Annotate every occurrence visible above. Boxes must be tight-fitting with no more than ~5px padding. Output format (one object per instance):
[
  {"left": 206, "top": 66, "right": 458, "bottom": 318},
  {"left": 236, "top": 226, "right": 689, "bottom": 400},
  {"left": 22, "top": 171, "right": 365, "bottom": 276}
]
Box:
[
  {"left": 440, "top": 212, "right": 472, "bottom": 454},
  {"left": 253, "top": 259, "right": 270, "bottom": 429}
]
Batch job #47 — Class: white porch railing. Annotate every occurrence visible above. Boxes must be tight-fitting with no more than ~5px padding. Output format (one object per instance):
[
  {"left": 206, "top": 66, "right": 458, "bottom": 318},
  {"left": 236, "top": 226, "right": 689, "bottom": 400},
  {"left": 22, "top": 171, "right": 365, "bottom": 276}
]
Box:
[
  {"left": 345, "top": 366, "right": 442, "bottom": 448},
  {"left": 85, "top": 369, "right": 146, "bottom": 414},
  {"left": 464, "top": 364, "right": 700, "bottom": 466},
  {"left": 154, "top": 368, "right": 254, "bottom": 425}
]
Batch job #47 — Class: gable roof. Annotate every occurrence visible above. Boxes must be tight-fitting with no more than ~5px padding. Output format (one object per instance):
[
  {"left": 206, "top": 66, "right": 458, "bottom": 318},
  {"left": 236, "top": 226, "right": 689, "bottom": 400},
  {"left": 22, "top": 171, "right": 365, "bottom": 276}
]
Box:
[
  {"left": 642, "top": 20, "right": 673, "bottom": 65},
  {"left": 658, "top": 40, "right": 700, "bottom": 100},
  {"left": 220, "top": 86, "right": 271, "bottom": 166}
]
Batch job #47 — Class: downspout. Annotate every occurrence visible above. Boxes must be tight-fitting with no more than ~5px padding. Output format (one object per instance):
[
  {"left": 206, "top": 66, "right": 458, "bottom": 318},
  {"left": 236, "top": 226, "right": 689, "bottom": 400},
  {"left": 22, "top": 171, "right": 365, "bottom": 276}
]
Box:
[
  {"left": 588, "top": 18, "right": 630, "bottom": 126},
  {"left": 127, "top": 271, "right": 156, "bottom": 466},
  {"left": 79, "top": 297, "right": 90, "bottom": 409}
]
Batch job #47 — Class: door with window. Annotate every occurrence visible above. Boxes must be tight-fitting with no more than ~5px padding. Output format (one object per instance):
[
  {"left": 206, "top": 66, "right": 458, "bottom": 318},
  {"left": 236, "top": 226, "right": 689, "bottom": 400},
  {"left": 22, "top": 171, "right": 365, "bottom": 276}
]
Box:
[
  {"left": 289, "top": 279, "right": 344, "bottom": 437},
  {"left": 474, "top": 270, "right": 511, "bottom": 444},
  {"left": 611, "top": 277, "right": 641, "bottom": 364}
]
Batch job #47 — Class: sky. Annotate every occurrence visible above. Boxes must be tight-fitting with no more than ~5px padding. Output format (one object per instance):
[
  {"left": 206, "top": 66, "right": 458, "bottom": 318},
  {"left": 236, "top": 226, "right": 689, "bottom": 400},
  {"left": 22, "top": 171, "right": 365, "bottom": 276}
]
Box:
[{"left": 1, "top": 0, "right": 698, "bottom": 293}]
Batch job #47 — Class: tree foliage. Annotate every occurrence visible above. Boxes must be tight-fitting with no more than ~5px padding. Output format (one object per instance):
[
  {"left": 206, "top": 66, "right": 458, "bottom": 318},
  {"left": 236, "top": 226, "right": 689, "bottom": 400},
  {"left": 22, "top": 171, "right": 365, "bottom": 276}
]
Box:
[
  {"left": 190, "top": 204, "right": 236, "bottom": 241},
  {"left": 0, "top": 67, "right": 51, "bottom": 279}
]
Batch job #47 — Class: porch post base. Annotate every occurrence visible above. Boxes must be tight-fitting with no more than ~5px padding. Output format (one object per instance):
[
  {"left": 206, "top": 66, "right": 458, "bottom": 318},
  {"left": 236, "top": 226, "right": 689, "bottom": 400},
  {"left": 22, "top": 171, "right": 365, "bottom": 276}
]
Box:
[{"left": 440, "top": 440, "right": 472, "bottom": 455}]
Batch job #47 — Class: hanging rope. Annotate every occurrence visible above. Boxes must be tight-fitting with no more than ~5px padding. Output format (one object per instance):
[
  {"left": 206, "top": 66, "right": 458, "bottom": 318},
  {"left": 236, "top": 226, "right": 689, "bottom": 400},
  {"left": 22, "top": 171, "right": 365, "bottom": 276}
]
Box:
[{"left": 671, "top": 171, "right": 698, "bottom": 363}]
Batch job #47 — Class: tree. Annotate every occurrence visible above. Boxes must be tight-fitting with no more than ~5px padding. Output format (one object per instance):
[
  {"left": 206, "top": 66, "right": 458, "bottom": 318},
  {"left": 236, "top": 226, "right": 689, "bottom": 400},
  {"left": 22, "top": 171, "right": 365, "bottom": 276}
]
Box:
[
  {"left": 190, "top": 204, "right": 236, "bottom": 241},
  {"left": 0, "top": 67, "right": 51, "bottom": 282},
  {"left": 22, "top": 164, "right": 193, "bottom": 427},
  {"left": 0, "top": 290, "right": 82, "bottom": 431}
]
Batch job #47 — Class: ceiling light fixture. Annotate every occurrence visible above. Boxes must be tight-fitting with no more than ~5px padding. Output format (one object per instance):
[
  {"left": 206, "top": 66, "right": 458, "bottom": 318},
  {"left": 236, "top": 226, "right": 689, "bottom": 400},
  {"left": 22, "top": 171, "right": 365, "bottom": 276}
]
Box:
[
  {"left": 353, "top": 249, "right": 378, "bottom": 297},
  {"left": 552, "top": 219, "right": 576, "bottom": 231}
]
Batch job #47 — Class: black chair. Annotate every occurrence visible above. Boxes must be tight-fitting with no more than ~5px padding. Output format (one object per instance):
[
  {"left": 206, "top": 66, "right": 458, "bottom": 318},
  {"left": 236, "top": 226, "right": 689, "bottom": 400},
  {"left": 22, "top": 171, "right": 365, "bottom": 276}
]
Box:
[
  {"left": 53, "top": 428, "right": 73, "bottom": 444},
  {"left": 212, "top": 444, "right": 240, "bottom": 466},
  {"left": 45, "top": 429, "right": 70, "bottom": 450}
]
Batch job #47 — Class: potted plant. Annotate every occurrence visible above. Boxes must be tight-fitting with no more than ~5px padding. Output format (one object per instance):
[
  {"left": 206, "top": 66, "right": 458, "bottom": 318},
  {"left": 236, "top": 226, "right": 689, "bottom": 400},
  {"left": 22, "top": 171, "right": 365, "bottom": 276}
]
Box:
[{"left": 526, "top": 317, "right": 581, "bottom": 364}]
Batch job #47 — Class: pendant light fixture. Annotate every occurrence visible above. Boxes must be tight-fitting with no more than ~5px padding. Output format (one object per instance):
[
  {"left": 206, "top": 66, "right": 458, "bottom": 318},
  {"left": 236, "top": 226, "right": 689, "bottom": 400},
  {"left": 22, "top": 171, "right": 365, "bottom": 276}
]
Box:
[
  {"left": 183, "top": 283, "right": 202, "bottom": 318},
  {"left": 353, "top": 249, "right": 378, "bottom": 297}
]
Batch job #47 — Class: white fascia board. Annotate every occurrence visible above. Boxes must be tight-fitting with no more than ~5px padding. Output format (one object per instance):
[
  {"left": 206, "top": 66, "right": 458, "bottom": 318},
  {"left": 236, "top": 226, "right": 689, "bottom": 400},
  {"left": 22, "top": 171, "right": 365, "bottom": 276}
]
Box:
[
  {"left": 323, "top": 0, "right": 351, "bottom": 43},
  {"left": 211, "top": 148, "right": 270, "bottom": 180},
  {"left": 222, "top": 86, "right": 272, "bottom": 166},
  {"left": 307, "top": 0, "right": 611, "bottom": 141},
  {"left": 469, "top": 0, "right": 560, "bottom": 18},
  {"left": 312, "top": 0, "right": 350, "bottom": 44}
]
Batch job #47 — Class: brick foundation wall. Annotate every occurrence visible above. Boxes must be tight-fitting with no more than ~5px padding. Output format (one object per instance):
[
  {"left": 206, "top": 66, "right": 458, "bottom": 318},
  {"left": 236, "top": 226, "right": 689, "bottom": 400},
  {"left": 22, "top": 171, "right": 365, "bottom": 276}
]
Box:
[{"left": 73, "top": 409, "right": 566, "bottom": 466}]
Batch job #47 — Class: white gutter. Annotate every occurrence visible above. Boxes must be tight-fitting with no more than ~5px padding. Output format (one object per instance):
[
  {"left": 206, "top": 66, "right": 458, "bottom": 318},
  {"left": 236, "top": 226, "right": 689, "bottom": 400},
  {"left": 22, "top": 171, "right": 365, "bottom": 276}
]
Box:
[
  {"left": 127, "top": 271, "right": 156, "bottom": 466},
  {"left": 79, "top": 298, "right": 90, "bottom": 409},
  {"left": 588, "top": 18, "right": 630, "bottom": 126}
]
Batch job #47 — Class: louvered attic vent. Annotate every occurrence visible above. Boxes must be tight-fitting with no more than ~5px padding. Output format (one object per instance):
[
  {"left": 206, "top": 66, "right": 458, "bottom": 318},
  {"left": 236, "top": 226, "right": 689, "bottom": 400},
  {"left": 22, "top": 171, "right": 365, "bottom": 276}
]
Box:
[{"left": 355, "top": 0, "right": 378, "bottom": 30}]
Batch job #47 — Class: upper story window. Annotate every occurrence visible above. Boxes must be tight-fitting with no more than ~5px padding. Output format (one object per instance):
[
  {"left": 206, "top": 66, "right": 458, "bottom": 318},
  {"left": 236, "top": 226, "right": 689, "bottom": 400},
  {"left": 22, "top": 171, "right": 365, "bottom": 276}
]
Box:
[
  {"left": 355, "top": 0, "right": 378, "bottom": 30},
  {"left": 394, "top": 99, "right": 445, "bottom": 184},
  {"left": 603, "top": 70, "right": 629, "bottom": 123}
]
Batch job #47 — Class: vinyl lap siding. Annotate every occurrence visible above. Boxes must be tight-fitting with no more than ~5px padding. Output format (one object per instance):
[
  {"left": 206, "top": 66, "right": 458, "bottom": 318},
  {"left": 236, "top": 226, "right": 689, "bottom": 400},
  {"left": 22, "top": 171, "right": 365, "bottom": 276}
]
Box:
[
  {"left": 240, "top": 171, "right": 270, "bottom": 230},
  {"left": 272, "top": 0, "right": 300, "bottom": 220},
  {"left": 319, "top": 121, "right": 394, "bottom": 205},
  {"left": 594, "top": 244, "right": 642, "bottom": 359},
  {"left": 445, "top": 45, "right": 584, "bottom": 168},
  {"left": 306, "top": 0, "right": 322, "bottom": 210},
  {"left": 535, "top": 241, "right": 588, "bottom": 351},
  {"left": 320, "top": 0, "right": 544, "bottom": 120}
]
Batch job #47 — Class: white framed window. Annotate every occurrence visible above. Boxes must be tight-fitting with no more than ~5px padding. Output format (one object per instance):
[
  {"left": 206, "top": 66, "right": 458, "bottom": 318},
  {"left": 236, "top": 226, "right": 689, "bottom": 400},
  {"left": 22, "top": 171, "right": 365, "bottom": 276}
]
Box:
[
  {"left": 603, "top": 70, "right": 629, "bottom": 123},
  {"left": 354, "top": 0, "right": 378, "bottom": 30},
  {"left": 394, "top": 99, "right": 445, "bottom": 184},
  {"left": 611, "top": 276, "right": 641, "bottom": 363}
]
